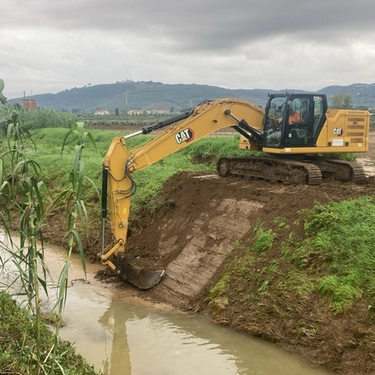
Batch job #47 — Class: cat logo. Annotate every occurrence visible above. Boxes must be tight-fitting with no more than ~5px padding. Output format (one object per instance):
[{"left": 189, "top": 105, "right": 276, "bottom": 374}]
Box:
[
  {"left": 333, "top": 128, "right": 343, "bottom": 136},
  {"left": 175, "top": 128, "right": 194, "bottom": 144}
]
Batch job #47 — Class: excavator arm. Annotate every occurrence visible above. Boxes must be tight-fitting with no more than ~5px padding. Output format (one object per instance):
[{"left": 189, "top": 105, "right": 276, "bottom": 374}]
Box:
[{"left": 99, "top": 98, "right": 265, "bottom": 288}]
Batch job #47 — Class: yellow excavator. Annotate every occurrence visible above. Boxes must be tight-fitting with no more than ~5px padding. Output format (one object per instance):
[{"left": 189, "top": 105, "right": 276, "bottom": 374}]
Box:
[{"left": 100, "top": 93, "right": 370, "bottom": 289}]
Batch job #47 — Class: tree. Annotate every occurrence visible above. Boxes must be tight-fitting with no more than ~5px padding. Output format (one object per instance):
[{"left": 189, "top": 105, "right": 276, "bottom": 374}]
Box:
[{"left": 329, "top": 92, "right": 353, "bottom": 109}]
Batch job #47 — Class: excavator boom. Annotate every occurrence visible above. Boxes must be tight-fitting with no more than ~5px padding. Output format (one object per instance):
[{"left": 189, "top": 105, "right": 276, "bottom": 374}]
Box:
[{"left": 99, "top": 98, "right": 265, "bottom": 288}]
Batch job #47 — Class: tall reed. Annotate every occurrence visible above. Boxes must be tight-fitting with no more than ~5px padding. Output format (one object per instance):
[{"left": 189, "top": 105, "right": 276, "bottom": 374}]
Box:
[
  {"left": 51, "top": 121, "right": 97, "bottom": 371},
  {"left": 0, "top": 79, "right": 48, "bottom": 373},
  {"left": 0, "top": 79, "right": 97, "bottom": 374}
]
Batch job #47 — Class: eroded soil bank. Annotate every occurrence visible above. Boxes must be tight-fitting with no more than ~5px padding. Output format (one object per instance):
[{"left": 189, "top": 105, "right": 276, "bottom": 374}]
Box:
[{"left": 91, "top": 172, "right": 375, "bottom": 375}]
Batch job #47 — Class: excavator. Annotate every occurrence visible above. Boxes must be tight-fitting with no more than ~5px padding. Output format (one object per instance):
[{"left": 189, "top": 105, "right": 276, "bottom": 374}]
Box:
[{"left": 100, "top": 92, "right": 370, "bottom": 289}]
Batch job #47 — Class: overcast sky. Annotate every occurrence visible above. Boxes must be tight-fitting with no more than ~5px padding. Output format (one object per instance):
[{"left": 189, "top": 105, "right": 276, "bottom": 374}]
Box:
[{"left": 2, "top": 0, "right": 375, "bottom": 99}]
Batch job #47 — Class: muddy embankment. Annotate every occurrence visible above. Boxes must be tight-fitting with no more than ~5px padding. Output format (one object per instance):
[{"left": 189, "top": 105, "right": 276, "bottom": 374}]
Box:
[{"left": 118, "top": 170, "right": 375, "bottom": 375}]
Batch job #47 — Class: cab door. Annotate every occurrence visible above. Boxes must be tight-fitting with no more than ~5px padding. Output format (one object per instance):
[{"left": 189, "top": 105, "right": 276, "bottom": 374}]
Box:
[{"left": 284, "top": 97, "right": 313, "bottom": 147}]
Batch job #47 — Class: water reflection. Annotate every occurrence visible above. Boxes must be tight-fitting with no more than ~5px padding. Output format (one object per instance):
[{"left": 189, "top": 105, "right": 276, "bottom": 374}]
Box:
[
  {"left": 59, "top": 284, "right": 332, "bottom": 375},
  {"left": 97, "top": 294, "right": 132, "bottom": 375},
  {"left": 98, "top": 300, "right": 240, "bottom": 375}
]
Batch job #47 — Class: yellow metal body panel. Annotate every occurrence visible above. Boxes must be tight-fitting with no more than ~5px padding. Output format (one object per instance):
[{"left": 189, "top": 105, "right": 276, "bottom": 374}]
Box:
[
  {"left": 317, "top": 109, "right": 369, "bottom": 151},
  {"left": 240, "top": 108, "right": 370, "bottom": 155}
]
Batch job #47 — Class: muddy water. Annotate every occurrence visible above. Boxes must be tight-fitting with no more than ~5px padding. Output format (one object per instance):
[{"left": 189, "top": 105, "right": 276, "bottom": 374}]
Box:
[
  {"left": 60, "top": 287, "right": 333, "bottom": 375},
  {"left": 0, "top": 235, "right": 332, "bottom": 375}
]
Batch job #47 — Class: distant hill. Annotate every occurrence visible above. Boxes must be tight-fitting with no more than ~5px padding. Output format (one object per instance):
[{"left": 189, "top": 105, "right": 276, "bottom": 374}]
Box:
[
  {"left": 317, "top": 83, "right": 375, "bottom": 108},
  {"left": 8, "top": 81, "right": 375, "bottom": 113}
]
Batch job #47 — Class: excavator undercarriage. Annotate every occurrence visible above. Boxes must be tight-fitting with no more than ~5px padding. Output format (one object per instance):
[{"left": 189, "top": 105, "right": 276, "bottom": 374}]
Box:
[{"left": 216, "top": 156, "right": 367, "bottom": 185}]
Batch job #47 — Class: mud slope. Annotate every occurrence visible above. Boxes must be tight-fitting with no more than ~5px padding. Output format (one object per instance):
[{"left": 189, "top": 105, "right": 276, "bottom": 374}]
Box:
[{"left": 126, "top": 171, "right": 375, "bottom": 309}]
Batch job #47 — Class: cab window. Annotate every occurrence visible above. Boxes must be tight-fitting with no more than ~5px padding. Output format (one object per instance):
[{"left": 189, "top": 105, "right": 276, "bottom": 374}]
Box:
[
  {"left": 312, "top": 96, "right": 324, "bottom": 137},
  {"left": 286, "top": 97, "right": 313, "bottom": 146},
  {"left": 264, "top": 96, "right": 287, "bottom": 147}
]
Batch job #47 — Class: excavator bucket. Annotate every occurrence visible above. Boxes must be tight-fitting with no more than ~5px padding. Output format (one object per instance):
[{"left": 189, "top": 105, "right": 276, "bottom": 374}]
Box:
[{"left": 119, "top": 254, "right": 165, "bottom": 290}]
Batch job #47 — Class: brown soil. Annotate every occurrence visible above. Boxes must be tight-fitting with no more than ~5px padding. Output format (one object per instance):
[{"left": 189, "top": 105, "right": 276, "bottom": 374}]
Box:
[{"left": 91, "top": 171, "right": 375, "bottom": 375}]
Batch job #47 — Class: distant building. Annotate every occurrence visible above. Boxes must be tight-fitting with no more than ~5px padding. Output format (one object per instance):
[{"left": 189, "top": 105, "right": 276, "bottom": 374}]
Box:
[
  {"left": 127, "top": 110, "right": 145, "bottom": 115},
  {"left": 127, "top": 109, "right": 170, "bottom": 115},
  {"left": 94, "top": 110, "right": 110, "bottom": 116},
  {"left": 22, "top": 99, "right": 36, "bottom": 110}
]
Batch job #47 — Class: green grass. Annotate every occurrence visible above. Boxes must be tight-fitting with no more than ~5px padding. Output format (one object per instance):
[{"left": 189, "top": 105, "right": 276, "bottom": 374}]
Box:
[
  {"left": 16, "top": 107, "right": 78, "bottom": 130},
  {"left": 249, "top": 224, "right": 276, "bottom": 254},
  {"left": 292, "top": 196, "right": 375, "bottom": 312},
  {"left": 179, "top": 135, "right": 259, "bottom": 160},
  {"left": 208, "top": 196, "right": 375, "bottom": 315},
  {"left": 208, "top": 275, "right": 230, "bottom": 314},
  {"left": 24, "top": 128, "right": 252, "bottom": 216},
  {"left": 0, "top": 292, "right": 97, "bottom": 375}
]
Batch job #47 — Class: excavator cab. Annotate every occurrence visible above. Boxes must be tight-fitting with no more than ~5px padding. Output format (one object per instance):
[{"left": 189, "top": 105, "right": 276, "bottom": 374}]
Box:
[{"left": 263, "top": 93, "right": 328, "bottom": 149}]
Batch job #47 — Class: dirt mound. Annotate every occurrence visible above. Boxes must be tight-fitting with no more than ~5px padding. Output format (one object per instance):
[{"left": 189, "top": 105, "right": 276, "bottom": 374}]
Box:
[
  {"left": 126, "top": 172, "right": 375, "bottom": 304},
  {"left": 118, "top": 172, "right": 375, "bottom": 375}
]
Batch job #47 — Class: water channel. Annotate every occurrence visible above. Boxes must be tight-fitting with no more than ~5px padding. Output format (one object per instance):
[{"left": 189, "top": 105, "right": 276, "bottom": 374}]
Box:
[{"left": 0, "top": 234, "right": 333, "bottom": 375}]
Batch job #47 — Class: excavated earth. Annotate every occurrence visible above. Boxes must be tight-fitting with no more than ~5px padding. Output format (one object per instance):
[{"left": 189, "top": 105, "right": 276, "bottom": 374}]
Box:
[
  {"left": 93, "top": 171, "right": 375, "bottom": 375},
  {"left": 125, "top": 173, "right": 375, "bottom": 306}
]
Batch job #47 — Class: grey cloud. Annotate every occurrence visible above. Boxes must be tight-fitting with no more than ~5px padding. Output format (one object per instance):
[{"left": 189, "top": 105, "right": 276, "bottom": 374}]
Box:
[
  {"left": 1, "top": 0, "right": 375, "bottom": 97},
  {"left": 4, "top": 1, "right": 375, "bottom": 48}
]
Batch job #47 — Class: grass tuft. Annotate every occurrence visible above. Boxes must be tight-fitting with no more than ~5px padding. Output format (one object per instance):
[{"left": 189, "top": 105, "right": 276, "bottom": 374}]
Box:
[{"left": 250, "top": 224, "right": 276, "bottom": 253}]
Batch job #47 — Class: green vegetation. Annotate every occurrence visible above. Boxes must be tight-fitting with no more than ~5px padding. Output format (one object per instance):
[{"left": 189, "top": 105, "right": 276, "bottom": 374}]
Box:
[
  {"left": 295, "top": 197, "right": 375, "bottom": 313},
  {"left": 0, "top": 106, "right": 78, "bottom": 134},
  {"left": 0, "top": 292, "right": 96, "bottom": 375},
  {"left": 179, "top": 136, "right": 262, "bottom": 161},
  {"left": 209, "top": 196, "right": 375, "bottom": 316},
  {"left": 329, "top": 92, "right": 353, "bottom": 109},
  {"left": 18, "top": 107, "right": 78, "bottom": 129},
  {"left": 0, "top": 79, "right": 98, "bottom": 375},
  {"left": 250, "top": 224, "right": 276, "bottom": 254}
]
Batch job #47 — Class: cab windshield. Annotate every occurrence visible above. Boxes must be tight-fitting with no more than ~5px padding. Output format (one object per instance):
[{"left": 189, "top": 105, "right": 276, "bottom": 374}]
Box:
[{"left": 264, "top": 95, "right": 325, "bottom": 148}]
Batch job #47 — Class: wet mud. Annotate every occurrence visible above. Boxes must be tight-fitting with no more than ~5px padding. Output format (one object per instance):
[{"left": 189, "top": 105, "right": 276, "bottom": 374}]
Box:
[{"left": 122, "top": 172, "right": 375, "bottom": 375}]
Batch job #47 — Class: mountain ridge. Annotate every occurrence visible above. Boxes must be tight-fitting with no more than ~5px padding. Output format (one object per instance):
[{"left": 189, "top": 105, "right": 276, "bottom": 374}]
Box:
[{"left": 9, "top": 81, "right": 375, "bottom": 113}]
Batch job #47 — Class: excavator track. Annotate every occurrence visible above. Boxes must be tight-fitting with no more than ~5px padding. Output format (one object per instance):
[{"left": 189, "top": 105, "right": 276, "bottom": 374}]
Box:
[
  {"left": 217, "top": 156, "right": 322, "bottom": 185},
  {"left": 309, "top": 158, "right": 367, "bottom": 184},
  {"left": 217, "top": 156, "right": 367, "bottom": 185}
]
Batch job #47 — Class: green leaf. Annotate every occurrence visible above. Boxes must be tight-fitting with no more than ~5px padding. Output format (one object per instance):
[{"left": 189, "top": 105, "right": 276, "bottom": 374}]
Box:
[{"left": 68, "top": 228, "right": 86, "bottom": 276}]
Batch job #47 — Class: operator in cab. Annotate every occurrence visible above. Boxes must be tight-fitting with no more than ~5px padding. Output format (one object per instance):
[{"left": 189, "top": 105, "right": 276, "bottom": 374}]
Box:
[{"left": 289, "top": 108, "right": 301, "bottom": 124}]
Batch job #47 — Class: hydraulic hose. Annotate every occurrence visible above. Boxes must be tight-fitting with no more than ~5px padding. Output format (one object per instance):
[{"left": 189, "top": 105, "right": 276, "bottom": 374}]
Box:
[{"left": 101, "top": 167, "right": 109, "bottom": 254}]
